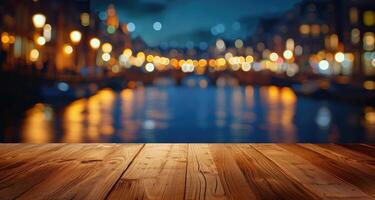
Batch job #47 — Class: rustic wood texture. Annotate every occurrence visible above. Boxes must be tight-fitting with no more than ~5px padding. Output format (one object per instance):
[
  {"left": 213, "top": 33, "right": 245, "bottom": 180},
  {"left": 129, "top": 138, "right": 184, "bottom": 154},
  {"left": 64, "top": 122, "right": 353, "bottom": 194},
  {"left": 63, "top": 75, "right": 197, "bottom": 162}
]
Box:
[{"left": 0, "top": 144, "right": 375, "bottom": 200}]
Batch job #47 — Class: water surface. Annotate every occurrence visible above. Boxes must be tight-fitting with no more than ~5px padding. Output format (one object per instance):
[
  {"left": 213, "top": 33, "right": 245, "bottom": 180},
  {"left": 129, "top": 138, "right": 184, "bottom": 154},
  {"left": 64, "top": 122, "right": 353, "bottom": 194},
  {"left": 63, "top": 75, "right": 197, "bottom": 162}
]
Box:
[{"left": 2, "top": 85, "right": 375, "bottom": 143}]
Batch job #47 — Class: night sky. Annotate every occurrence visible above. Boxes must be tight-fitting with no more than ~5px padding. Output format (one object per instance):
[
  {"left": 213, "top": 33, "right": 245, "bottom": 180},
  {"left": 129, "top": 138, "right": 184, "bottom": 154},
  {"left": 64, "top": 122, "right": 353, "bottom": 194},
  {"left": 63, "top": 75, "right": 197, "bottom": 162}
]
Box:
[{"left": 92, "top": 0, "right": 301, "bottom": 47}]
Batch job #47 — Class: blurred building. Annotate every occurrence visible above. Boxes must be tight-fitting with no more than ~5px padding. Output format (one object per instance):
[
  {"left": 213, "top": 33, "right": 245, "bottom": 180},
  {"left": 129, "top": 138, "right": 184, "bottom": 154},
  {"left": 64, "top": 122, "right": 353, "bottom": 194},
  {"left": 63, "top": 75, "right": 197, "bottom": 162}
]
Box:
[
  {"left": 251, "top": 0, "right": 375, "bottom": 77},
  {"left": 0, "top": 0, "right": 134, "bottom": 75}
]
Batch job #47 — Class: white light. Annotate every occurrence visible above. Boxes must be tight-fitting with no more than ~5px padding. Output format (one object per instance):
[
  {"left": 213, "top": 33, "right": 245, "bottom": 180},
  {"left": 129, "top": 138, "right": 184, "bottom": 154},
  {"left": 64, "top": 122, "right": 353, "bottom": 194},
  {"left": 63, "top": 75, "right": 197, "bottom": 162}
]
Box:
[
  {"left": 70, "top": 30, "right": 82, "bottom": 44},
  {"left": 241, "top": 62, "right": 251, "bottom": 71},
  {"left": 145, "top": 63, "right": 155, "bottom": 72},
  {"left": 269, "top": 52, "right": 279, "bottom": 62},
  {"left": 334, "top": 52, "right": 345, "bottom": 63},
  {"left": 153, "top": 21, "right": 162, "bottom": 31},
  {"left": 119, "top": 54, "right": 128, "bottom": 66},
  {"left": 127, "top": 22, "right": 136, "bottom": 32},
  {"left": 32, "top": 14, "right": 46, "bottom": 28},
  {"left": 102, "top": 53, "right": 111, "bottom": 62},
  {"left": 283, "top": 50, "right": 293, "bottom": 60},
  {"left": 319, "top": 60, "right": 330, "bottom": 70},
  {"left": 90, "top": 38, "right": 101, "bottom": 49},
  {"left": 36, "top": 36, "right": 46, "bottom": 46}
]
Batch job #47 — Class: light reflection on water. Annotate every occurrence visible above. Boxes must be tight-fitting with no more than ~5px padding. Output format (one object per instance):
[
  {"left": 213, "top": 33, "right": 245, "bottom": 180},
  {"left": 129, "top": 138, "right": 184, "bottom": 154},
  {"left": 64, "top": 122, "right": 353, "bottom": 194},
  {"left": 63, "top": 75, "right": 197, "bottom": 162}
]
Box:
[{"left": 19, "top": 85, "right": 375, "bottom": 143}]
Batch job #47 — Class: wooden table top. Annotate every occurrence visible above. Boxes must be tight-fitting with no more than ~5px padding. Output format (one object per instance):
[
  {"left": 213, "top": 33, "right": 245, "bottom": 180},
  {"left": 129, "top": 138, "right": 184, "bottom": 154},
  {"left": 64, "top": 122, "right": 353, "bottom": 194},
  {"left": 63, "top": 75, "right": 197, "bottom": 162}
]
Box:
[{"left": 0, "top": 144, "right": 375, "bottom": 199}]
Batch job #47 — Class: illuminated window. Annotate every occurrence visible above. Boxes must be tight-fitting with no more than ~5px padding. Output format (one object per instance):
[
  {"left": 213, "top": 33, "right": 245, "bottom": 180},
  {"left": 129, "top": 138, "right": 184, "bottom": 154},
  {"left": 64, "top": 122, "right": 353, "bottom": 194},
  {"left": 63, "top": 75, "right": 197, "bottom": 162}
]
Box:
[
  {"left": 350, "top": 8, "right": 358, "bottom": 24},
  {"left": 364, "top": 11, "right": 375, "bottom": 26},
  {"left": 311, "top": 24, "right": 320, "bottom": 36},
  {"left": 363, "top": 32, "right": 374, "bottom": 51},
  {"left": 286, "top": 38, "right": 294, "bottom": 50},
  {"left": 351, "top": 28, "right": 360, "bottom": 44},
  {"left": 329, "top": 34, "right": 339, "bottom": 50},
  {"left": 300, "top": 24, "right": 310, "bottom": 35},
  {"left": 80, "top": 13, "right": 90, "bottom": 27}
]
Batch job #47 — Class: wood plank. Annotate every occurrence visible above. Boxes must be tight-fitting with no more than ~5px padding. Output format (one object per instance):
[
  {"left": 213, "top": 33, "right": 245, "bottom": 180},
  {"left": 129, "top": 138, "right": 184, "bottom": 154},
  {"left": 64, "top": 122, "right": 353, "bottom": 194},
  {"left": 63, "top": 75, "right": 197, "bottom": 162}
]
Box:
[
  {"left": 209, "top": 144, "right": 257, "bottom": 200},
  {"left": 107, "top": 144, "right": 188, "bottom": 200},
  {"left": 0, "top": 144, "right": 80, "bottom": 199},
  {"left": 340, "top": 144, "right": 375, "bottom": 158},
  {"left": 252, "top": 144, "right": 374, "bottom": 199},
  {"left": 307, "top": 144, "right": 375, "bottom": 170},
  {"left": 281, "top": 144, "right": 375, "bottom": 197},
  {"left": 228, "top": 144, "right": 320, "bottom": 199},
  {"left": 185, "top": 144, "right": 226, "bottom": 200},
  {"left": 0, "top": 144, "right": 142, "bottom": 199},
  {"left": 15, "top": 144, "right": 143, "bottom": 200},
  {"left": 317, "top": 144, "right": 375, "bottom": 169}
]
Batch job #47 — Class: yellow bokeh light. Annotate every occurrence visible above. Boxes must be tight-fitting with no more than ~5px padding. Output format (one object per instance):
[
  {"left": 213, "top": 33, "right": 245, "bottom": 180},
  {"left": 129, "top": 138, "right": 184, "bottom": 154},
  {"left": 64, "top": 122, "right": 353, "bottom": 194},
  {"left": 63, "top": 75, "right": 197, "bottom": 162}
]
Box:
[
  {"left": 30, "top": 49, "right": 39, "bottom": 62},
  {"left": 63, "top": 45, "right": 73, "bottom": 55},
  {"left": 246, "top": 55, "right": 254, "bottom": 63},
  {"left": 123, "top": 48, "right": 132, "bottom": 57},
  {"left": 102, "top": 43, "right": 112, "bottom": 53}
]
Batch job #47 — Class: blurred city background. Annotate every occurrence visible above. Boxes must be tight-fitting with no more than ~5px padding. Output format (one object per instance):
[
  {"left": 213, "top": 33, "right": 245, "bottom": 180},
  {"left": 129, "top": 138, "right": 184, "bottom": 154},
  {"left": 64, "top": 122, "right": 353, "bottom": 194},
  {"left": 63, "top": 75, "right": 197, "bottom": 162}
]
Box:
[{"left": 0, "top": 0, "right": 374, "bottom": 143}]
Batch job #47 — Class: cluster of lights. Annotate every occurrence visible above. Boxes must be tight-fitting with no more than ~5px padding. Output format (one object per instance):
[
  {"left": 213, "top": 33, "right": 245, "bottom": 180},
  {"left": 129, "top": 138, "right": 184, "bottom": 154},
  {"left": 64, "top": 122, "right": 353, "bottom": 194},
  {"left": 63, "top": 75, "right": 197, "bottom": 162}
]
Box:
[{"left": 2, "top": 12, "right": 361, "bottom": 77}]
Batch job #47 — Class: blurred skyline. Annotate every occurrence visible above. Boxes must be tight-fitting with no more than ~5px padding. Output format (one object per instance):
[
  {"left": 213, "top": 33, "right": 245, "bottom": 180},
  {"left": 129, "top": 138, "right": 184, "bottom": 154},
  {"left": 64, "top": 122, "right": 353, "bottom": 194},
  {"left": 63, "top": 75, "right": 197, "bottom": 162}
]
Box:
[{"left": 92, "top": 0, "right": 301, "bottom": 46}]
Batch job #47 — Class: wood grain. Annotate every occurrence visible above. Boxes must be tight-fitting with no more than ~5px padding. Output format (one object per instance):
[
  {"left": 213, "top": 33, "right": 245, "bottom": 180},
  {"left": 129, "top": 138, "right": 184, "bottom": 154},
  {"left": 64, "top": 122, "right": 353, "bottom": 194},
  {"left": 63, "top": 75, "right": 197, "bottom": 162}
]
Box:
[
  {"left": 185, "top": 144, "right": 225, "bottom": 200},
  {"left": 107, "top": 144, "right": 188, "bottom": 200},
  {"left": 252, "top": 144, "right": 374, "bottom": 199},
  {"left": 229, "top": 144, "right": 320, "bottom": 200},
  {"left": 0, "top": 144, "right": 375, "bottom": 200}
]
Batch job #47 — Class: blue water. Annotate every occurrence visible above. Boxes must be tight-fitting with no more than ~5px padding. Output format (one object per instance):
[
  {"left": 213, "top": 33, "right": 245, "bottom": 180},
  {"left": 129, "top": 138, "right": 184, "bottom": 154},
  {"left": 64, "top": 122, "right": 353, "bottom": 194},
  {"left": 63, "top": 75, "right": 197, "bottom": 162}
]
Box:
[{"left": 10, "top": 84, "right": 375, "bottom": 143}]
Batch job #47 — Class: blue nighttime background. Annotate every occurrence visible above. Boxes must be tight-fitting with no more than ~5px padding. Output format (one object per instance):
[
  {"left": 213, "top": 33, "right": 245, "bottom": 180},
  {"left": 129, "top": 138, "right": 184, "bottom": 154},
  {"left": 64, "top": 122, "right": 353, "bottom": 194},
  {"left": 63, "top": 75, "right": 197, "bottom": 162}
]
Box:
[{"left": 0, "top": 0, "right": 374, "bottom": 143}]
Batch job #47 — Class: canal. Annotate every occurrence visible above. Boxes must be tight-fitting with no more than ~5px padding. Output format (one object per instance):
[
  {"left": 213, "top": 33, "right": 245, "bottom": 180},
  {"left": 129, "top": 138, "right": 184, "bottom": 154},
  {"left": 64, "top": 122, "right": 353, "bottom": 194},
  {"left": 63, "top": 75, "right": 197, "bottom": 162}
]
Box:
[{"left": 1, "top": 83, "right": 374, "bottom": 143}]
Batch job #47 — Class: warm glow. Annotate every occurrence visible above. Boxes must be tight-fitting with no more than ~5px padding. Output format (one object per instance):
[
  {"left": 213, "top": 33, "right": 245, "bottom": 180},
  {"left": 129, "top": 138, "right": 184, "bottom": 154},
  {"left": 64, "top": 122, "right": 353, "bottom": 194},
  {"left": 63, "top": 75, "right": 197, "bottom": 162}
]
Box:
[
  {"left": 90, "top": 38, "right": 101, "bottom": 49},
  {"left": 30, "top": 49, "right": 39, "bottom": 62},
  {"left": 32, "top": 13, "right": 46, "bottom": 28},
  {"left": 283, "top": 50, "right": 293, "bottom": 60},
  {"left": 334, "top": 52, "right": 345, "bottom": 63},
  {"left": 364, "top": 81, "right": 375, "bottom": 90},
  {"left": 102, "top": 43, "right": 112, "bottom": 53},
  {"left": 1, "top": 32, "right": 9, "bottom": 44},
  {"left": 36, "top": 36, "right": 46, "bottom": 46},
  {"left": 64, "top": 45, "right": 73, "bottom": 55},
  {"left": 246, "top": 55, "right": 254, "bottom": 63},
  {"left": 299, "top": 24, "right": 310, "bottom": 35},
  {"left": 364, "top": 11, "right": 375, "bottom": 26},
  {"left": 80, "top": 12, "right": 90, "bottom": 27},
  {"left": 69, "top": 30, "right": 82, "bottom": 44},
  {"left": 269, "top": 52, "right": 279, "bottom": 62},
  {"left": 123, "top": 48, "right": 132, "bottom": 57},
  {"left": 102, "top": 53, "right": 111, "bottom": 62}
]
